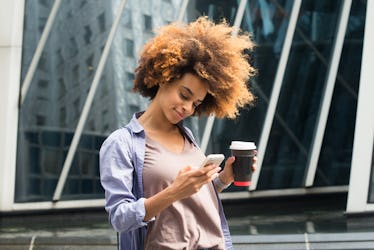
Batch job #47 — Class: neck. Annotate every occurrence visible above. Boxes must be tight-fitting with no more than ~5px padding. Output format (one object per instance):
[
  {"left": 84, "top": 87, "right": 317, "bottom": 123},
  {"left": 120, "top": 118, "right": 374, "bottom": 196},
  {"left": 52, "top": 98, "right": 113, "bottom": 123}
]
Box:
[{"left": 138, "top": 103, "right": 177, "bottom": 133}]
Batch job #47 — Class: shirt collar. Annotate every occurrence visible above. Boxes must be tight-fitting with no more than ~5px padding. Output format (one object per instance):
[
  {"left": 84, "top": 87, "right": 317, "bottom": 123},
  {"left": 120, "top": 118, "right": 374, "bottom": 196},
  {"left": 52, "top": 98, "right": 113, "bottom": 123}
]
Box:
[
  {"left": 126, "top": 111, "right": 145, "bottom": 134},
  {"left": 126, "top": 111, "right": 193, "bottom": 141}
]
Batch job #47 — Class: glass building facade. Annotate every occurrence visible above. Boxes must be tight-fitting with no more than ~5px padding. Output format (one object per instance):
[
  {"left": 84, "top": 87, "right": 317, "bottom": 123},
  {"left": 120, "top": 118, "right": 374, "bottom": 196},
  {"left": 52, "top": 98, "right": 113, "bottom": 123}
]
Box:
[{"left": 1, "top": 0, "right": 373, "bottom": 214}]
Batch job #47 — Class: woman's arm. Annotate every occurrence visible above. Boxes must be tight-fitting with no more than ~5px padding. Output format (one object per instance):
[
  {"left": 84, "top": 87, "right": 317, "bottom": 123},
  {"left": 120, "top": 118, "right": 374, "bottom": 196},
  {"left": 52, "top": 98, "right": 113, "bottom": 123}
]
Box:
[
  {"left": 100, "top": 130, "right": 148, "bottom": 232},
  {"left": 143, "top": 164, "right": 220, "bottom": 221}
]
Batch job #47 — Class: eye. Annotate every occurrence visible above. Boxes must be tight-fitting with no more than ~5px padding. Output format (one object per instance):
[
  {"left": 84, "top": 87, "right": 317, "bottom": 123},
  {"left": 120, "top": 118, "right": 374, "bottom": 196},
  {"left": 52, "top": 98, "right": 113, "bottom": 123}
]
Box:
[{"left": 179, "top": 91, "right": 189, "bottom": 100}]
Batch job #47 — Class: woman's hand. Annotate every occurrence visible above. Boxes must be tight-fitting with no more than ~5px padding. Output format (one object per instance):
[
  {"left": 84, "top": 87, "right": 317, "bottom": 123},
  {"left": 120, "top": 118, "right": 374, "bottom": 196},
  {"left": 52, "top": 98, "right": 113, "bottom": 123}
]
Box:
[
  {"left": 218, "top": 153, "right": 257, "bottom": 186},
  {"left": 169, "top": 164, "right": 221, "bottom": 200},
  {"left": 143, "top": 164, "right": 220, "bottom": 221}
]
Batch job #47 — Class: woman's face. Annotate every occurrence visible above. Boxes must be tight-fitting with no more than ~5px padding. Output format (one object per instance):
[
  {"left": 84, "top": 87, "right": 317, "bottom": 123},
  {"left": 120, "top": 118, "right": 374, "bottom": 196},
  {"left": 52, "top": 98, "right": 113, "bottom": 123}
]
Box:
[{"left": 155, "top": 73, "right": 208, "bottom": 124}]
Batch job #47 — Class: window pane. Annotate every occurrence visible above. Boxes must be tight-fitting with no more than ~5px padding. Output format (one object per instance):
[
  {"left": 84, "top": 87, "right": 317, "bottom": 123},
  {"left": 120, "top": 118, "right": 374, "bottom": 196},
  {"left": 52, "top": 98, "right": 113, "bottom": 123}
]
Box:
[
  {"left": 16, "top": 0, "right": 115, "bottom": 202},
  {"left": 258, "top": 0, "right": 343, "bottom": 189},
  {"left": 16, "top": 0, "right": 184, "bottom": 202},
  {"left": 185, "top": 0, "right": 241, "bottom": 144},
  {"left": 314, "top": 0, "right": 366, "bottom": 187},
  {"left": 187, "top": 0, "right": 293, "bottom": 191}
]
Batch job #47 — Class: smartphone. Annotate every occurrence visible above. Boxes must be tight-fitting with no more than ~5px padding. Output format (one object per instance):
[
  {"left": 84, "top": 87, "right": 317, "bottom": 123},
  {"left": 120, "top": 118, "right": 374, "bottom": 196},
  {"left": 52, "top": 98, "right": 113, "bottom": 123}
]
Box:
[{"left": 200, "top": 154, "right": 225, "bottom": 168}]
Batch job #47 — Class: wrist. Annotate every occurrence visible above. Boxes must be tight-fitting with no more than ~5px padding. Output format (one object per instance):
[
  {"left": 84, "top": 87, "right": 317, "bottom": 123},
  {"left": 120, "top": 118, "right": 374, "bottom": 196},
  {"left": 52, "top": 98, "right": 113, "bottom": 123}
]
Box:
[
  {"left": 219, "top": 172, "right": 233, "bottom": 186},
  {"left": 213, "top": 175, "right": 231, "bottom": 192},
  {"left": 164, "top": 184, "right": 180, "bottom": 203}
]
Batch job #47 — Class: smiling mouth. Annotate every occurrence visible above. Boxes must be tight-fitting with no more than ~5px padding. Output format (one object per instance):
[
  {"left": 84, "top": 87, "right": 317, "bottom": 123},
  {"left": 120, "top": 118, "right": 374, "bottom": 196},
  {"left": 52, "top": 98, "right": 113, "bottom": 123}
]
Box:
[{"left": 175, "top": 110, "right": 184, "bottom": 119}]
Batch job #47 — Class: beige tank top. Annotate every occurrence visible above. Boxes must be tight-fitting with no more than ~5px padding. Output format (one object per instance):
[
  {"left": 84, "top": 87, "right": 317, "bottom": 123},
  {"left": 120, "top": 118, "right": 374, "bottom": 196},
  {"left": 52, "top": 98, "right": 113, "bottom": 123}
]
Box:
[{"left": 143, "top": 135, "right": 224, "bottom": 250}]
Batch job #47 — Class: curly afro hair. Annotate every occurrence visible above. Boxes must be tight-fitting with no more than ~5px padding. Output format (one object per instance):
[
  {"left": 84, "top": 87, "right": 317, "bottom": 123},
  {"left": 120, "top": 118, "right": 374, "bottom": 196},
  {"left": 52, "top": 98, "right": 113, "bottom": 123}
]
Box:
[{"left": 133, "top": 16, "right": 256, "bottom": 119}]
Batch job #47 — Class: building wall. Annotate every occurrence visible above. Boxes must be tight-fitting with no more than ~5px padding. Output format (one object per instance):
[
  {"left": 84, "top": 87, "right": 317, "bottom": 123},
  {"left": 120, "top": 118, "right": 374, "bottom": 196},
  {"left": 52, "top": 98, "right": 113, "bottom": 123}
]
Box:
[{"left": 0, "top": 0, "right": 24, "bottom": 211}]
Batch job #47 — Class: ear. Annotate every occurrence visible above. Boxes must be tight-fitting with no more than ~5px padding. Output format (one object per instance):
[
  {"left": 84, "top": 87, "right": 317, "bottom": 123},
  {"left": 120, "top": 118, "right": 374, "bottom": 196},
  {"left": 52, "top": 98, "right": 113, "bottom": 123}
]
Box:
[{"left": 158, "top": 82, "right": 166, "bottom": 89}]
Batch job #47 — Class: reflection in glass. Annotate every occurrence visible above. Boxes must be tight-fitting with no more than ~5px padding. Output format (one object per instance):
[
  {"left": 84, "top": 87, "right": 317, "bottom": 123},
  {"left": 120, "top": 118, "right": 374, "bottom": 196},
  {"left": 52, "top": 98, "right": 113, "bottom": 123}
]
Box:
[
  {"left": 14, "top": 0, "right": 369, "bottom": 202},
  {"left": 189, "top": 0, "right": 238, "bottom": 25},
  {"left": 315, "top": 0, "right": 366, "bottom": 187},
  {"left": 186, "top": 0, "right": 240, "bottom": 144},
  {"left": 190, "top": 0, "right": 288, "bottom": 145},
  {"left": 188, "top": 0, "right": 293, "bottom": 192},
  {"left": 16, "top": 0, "right": 182, "bottom": 202},
  {"left": 258, "top": 0, "right": 343, "bottom": 189}
]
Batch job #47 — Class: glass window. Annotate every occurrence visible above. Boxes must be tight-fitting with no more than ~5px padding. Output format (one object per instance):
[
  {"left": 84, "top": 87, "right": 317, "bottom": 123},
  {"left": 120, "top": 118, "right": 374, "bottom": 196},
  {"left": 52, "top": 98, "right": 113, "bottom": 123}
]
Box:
[
  {"left": 143, "top": 14, "right": 152, "bottom": 31},
  {"left": 21, "top": 0, "right": 53, "bottom": 79},
  {"left": 68, "top": 37, "right": 79, "bottom": 57},
  {"left": 190, "top": 0, "right": 238, "bottom": 25},
  {"left": 314, "top": 0, "right": 366, "bottom": 187},
  {"left": 98, "top": 12, "right": 106, "bottom": 33},
  {"left": 184, "top": 0, "right": 242, "bottom": 150},
  {"left": 189, "top": 0, "right": 295, "bottom": 191},
  {"left": 126, "top": 72, "right": 135, "bottom": 91},
  {"left": 16, "top": 0, "right": 114, "bottom": 202},
  {"left": 125, "top": 38, "right": 134, "bottom": 57},
  {"left": 16, "top": 0, "right": 367, "bottom": 203},
  {"left": 84, "top": 25, "right": 92, "bottom": 45},
  {"left": 16, "top": 0, "right": 180, "bottom": 202},
  {"left": 257, "top": 0, "right": 344, "bottom": 190}
]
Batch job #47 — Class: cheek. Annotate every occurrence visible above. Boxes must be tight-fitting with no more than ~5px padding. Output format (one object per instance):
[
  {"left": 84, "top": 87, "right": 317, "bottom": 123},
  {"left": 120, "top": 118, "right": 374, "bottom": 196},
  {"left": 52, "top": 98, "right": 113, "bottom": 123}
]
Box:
[
  {"left": 160, "top": 94, "right": 180, "bottom": 111},
  {"left": 169, "top": 93, "right": 183, "bottom": 105}
]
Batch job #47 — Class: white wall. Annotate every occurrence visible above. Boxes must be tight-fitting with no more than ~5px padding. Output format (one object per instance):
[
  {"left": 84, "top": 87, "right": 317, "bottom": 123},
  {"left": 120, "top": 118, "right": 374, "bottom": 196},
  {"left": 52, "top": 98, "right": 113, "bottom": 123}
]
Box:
[
  {"left": 0, "top": 0, "right": 25, "bottom": 211},
  {"left": 346, "top": 0, "right": 374, "bottom": 213}
]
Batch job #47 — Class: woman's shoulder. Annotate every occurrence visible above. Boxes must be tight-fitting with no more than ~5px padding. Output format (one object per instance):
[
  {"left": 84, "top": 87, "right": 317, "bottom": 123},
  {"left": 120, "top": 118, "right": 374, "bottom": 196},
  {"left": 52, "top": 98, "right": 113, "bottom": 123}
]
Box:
[
  {"left": 105, "top": 113, "right": 141, "bottom": 140},
  {"left": 101, "top": 126, "right": 133, "bottom": 149},
  {"left": 178, "top": 123, "right": 198, "bottom": 147}
]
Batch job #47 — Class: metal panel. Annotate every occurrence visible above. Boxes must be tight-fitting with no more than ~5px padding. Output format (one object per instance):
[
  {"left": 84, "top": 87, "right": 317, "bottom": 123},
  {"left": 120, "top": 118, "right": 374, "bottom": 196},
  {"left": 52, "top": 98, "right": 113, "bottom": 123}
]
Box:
[{"left": 0, "top": 0, "right": 25, "bottom": 212}]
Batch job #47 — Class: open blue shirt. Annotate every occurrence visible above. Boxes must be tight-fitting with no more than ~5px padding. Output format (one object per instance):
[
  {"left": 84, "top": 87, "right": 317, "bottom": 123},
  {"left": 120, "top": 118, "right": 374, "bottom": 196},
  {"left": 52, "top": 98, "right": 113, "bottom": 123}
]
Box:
[{"left": 99, "top": 112, "right": 233, "bottom": 250}]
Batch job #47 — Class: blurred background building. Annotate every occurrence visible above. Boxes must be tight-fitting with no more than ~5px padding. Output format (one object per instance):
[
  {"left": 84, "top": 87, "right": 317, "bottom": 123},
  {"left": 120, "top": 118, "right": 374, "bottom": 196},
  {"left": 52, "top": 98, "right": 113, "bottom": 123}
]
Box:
[{"left": 1, "top": 0, "right": 373, "bottom": 240}]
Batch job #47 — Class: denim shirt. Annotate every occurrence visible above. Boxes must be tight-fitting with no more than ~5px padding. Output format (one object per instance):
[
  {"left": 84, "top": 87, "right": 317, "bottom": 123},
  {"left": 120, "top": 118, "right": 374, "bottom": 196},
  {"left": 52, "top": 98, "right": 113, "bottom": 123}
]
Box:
[{"left": 99, "top": 112, "right": 233, "bottom": 250}]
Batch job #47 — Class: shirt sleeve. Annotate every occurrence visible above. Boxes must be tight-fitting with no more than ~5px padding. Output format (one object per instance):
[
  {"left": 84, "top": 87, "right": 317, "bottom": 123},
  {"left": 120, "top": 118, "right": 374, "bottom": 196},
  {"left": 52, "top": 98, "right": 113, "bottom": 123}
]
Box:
[
  {"left": 213, "top": 176, "right": 232, "bottom": 193},
  {"left": 99, "top": 130, "right": 151, "bottom": 232}
]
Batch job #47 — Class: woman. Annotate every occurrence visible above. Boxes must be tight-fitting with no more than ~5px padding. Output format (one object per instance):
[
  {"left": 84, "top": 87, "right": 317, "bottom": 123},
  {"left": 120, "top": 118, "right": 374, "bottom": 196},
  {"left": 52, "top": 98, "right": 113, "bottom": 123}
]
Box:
[{"left": 100, "top": 17, "right": 256, "bottom": 250}]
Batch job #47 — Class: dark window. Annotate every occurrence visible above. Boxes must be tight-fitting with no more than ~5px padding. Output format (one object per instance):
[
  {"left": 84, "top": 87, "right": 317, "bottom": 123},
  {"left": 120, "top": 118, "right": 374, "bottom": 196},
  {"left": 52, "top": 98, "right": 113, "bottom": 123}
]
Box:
[
  {"left": 125, "top": 39, "right": 134, "bottom": 57},
  {"left": 98, "top": 12, "right": 106, "bottom": 33},
  {"left": 144, "top": 14, "right": 152, "bottom": 31},
  {"left": 84, "top": 25, "right": 92, "bottom": 44}
]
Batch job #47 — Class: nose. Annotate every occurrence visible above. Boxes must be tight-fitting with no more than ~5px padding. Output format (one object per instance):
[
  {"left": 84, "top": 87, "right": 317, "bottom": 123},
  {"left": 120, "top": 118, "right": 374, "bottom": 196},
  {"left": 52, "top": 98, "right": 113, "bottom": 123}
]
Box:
[{"left": 182, "top": 101, "right": 195, "bottom": 114}]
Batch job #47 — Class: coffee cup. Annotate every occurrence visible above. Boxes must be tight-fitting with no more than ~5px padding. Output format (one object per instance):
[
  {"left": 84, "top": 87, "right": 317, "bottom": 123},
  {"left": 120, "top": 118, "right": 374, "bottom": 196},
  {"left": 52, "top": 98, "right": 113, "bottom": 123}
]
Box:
[{"left": 229, "top": 141, "right": 256, "bottom": 186}]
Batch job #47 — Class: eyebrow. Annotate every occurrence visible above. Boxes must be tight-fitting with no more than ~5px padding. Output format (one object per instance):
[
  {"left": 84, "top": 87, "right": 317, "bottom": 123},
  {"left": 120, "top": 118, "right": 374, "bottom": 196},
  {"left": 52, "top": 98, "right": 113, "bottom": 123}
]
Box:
[{"left": 182, "top": 86, "right": 204, "bottom": 103}]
